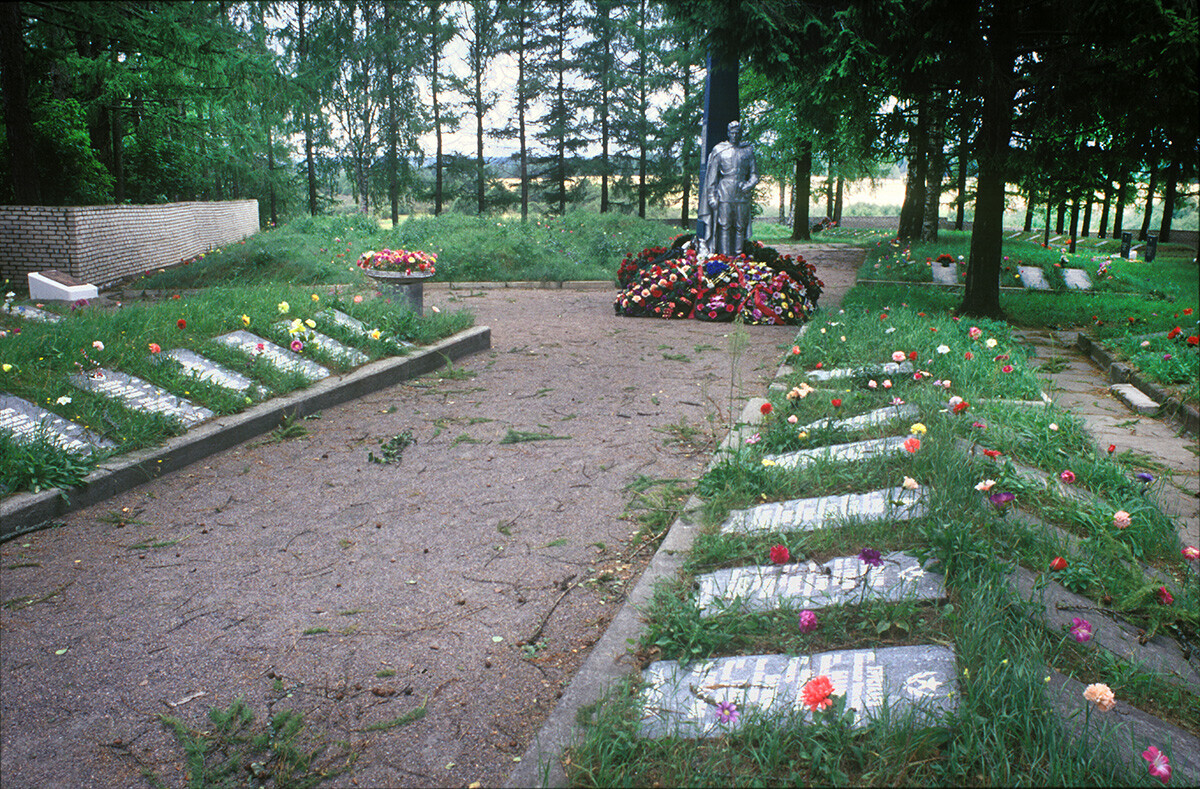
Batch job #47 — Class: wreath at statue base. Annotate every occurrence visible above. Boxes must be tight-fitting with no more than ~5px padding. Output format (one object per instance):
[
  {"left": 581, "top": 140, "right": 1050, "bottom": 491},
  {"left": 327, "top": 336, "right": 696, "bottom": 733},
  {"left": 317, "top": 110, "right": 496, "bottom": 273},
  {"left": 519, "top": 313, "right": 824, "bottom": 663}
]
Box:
[{"left": 613, "top": 236, "right": 823, "bottom": 325}]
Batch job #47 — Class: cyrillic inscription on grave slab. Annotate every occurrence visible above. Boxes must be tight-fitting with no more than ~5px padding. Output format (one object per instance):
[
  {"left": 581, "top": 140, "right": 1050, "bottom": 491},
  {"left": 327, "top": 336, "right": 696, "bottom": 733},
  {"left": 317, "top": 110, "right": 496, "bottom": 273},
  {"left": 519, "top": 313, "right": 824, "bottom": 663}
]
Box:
[
  {"left": 763, "top": 435, "right": 910, "bottom": 470},
  {"left": 273, "top": 321, "right": 369, "bottom": 365},
  {"left": 639, "top": 645, "right": 958, "bottom": 738},
  {"left": 721, "top": 487, "right": 926, "bottom": 535},
  {"left": 163, "top": 349, "right": 256, "bottom": 393},
  {"left": 68, "top": 370, "right": 214, "bottom": 427},
  {"left": 0, "top": 394, "right": 114, "bottom": 453},
  {"left": 214, "top": 331, "right": 330, "bottom": 381},
  {"left": 801, "top": 403, "right": 920, "bottom": 432},
  {"left": 805, "top": 361, "right": 912, "bottom": 383},
  {"left": 1062, "top": 269, "right": 1092, "bottom": 290},
  {"left": 1017, "top": 266, "right": 1050, "bottom": 290},
  {"left": 3, "top": 304, "right": 63, "bottom": 323},
  {"left": 695, "top": 551, "right": 944, "bottom": 616},
  {"left": 320, "top": 309, "right": 413, "bottom": 348}
]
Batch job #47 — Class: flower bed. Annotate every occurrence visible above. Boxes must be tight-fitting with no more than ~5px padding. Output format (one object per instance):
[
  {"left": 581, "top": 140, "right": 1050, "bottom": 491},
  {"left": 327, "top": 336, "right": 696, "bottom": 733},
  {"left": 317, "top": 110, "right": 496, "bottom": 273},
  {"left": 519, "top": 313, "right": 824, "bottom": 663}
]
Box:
[{"left": 614, "top": 238, "right": 823, "bottom": 325}]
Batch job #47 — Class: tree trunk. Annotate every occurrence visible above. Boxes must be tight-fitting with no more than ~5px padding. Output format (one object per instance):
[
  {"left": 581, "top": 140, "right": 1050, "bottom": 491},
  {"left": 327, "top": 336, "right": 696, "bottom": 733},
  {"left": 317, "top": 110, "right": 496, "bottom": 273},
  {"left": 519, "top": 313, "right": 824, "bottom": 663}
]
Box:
[
  {"left": 791, "top": 136, "right": 811, "bottom": 241},
  {"left": 679, "top": 41, "right": 691, "bottom": 229},
  {"left": 824, "top": 163, "right": 833, "bottom": 219},
  {"left": 111, "top": 105, "right": 124, "bottom": 202},
  {"left": 1081, "top": 191, "right": 1092, "bottom": 237},
  {"left": 1097, "top": 180, "right": 1111, "bottom": 239},
  {"left": 1138, "top": 160, "right": 1157, "bottom": 241},
  {"left": 1, "top": 2, "right": 41, "bottom": 203},
  {"left": 267, "top": 125, "right": 277, "bottom": 226},
  {"left": 959, "top": 0, "right": 1015, "bottom": 319},
  {"left": 955, "top": 143, "right": 967, "bottom": 230},
  {"left": 897, "top": 99, "right": 927, "bottom": 240},
  {"left": 1112, "top": 176, "right": 1127, "bottom": 239},
  {"left": 1158, "top": 154, "right": 1177, "bottom": 243},
  {"left": 636, "top": 0, "right": 648, "bottom": 219},
  {"left": 298, "top": 0, "right": 318, "bottom": 216},
  {"left": 1023, "top": 186, "right": 1034, "bottom": 232},
  {"left": 516, "top": 4, "right": 529, "bottom": 221},
  {"left": 1068, "top": 194, "right": 1079, "bottom": 253},
  {"left": 599, "top": 7, "right": 611, "bottom": 214},
  {"left": 1055, "top": 202, "right": 1065, "bottom": 234},
  {"left": 921, "top": 101, "right": 944, "bottom": 242},
  {"left": 833, "top": 176, "right": 843, "bottom": 224},
  {"left": 384, "top": 3, "right": 398, "bottom": 225},
  {"left": 432, "top": 1, "right": 444, "bottom": 216}
]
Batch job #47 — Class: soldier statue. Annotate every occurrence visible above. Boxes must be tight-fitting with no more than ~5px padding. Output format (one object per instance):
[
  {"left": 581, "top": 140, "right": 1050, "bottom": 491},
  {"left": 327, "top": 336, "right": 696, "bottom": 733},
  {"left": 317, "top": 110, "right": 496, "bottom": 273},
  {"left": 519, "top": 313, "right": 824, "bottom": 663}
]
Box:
[{"left": 699, "top": 120, "right": 759, "bottom": 257}]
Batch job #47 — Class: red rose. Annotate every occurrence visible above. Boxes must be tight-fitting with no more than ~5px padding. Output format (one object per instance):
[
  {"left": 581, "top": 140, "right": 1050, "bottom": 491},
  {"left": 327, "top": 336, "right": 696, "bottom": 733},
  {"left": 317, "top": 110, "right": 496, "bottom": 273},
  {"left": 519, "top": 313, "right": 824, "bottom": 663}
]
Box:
[
  {"left": 769, "top": 544, "right": 789, "bottom": 565},
  {"left": 908, "top": 351, "right": 918, "bottom": 360},
  {"left": 177, "top": 319, "right": 187, "bottom": 329},
  {"left": 1049, "top": 556, "right": 1067, "bottom": 571},
  {"left": 815, "top": 362, "right": 823, "bottom": 369},
  {"left": 1107, "top": 444, "right": 1116, "bottom": 454}
]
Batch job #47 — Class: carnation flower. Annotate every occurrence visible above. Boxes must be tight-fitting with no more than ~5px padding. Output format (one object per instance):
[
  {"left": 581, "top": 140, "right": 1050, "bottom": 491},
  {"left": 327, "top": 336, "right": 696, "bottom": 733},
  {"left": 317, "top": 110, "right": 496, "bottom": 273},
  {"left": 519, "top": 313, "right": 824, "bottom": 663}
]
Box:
[
  {"left": 798, "top": 610, "right": 819, "bottom": 633},
  {"left": 902, "top": 476, "right": 919, "bottom": 490},
  {"left": 1070, "top": 618, "right": 1093, "bottom": 643},
  {"left": 769, "top": 544, "right": 790, "bottom": 565},
  {"left": 858, "top": 548, "right": 883, "bottom": 567},
  {"left": 985, "top": 338, "right": 998, "bottom": 348},
  {"left": 1049, "top": 556, "right": 1067, "bottom": 571},
  {"left": 148, "top": 343, "right": 161, "bottom": 354},
  {"left": 1142, "top": 746, "right": 1171, "bottom": 785},
  {"left": 1083, "top": 683, "right": 1115, "bottom": 712},
  {"left": 760, "top": 402, "right": 773, "bottom": 416},
  {"left": 1059, "top": 470, "right": 1076, "bottom": 484},
  {"left": 892, "top": 351, "right": 906, "bottom": 363},
  {"left": 990, "top": 491, "right": 1015, "bottom": 510},
  {"left": 1158, "top": 586, "right": 1173, "bottom": 605},
  {"left": 1112, "top": 510, "right": 1131, "bottom": 529},
  {"left": 903, "top": 437, "right": 920, "bottom": 453},
  {"left": 882, "top": 379, "right": 893, "bottom": 389},
  {"left": 1183, "top": 545, "right": 1199, "bottom": 561},
  {"left": 975, "top": 480, "right": 996, "bottom": 492},
  {"left": 802, "top": 676, "right": 835, "bottom": 711}
]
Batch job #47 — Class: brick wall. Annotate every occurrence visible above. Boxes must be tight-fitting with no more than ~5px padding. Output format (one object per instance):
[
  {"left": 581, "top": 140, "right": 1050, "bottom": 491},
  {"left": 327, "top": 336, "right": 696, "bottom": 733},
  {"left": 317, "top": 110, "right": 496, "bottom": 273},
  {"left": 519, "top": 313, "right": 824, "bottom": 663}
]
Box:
[{"left": 0, "top": 200, "right": 258, "bottom": 288}]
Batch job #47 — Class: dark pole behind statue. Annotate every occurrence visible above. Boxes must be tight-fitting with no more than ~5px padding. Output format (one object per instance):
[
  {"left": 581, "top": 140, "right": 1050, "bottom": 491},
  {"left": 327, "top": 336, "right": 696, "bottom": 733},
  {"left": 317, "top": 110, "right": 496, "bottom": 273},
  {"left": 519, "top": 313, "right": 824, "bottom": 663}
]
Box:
[{"left": 695, "top": 53, "right": 738, "bottom": 243}]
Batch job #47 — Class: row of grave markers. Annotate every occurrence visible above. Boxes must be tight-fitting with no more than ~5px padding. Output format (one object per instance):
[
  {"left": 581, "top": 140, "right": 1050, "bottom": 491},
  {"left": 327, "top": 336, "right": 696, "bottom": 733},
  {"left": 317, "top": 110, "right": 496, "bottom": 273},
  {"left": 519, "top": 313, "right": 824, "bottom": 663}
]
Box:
[
  {"left": 931, "top": 261, "right": 1094, "bottom": 290},
  {"left": 1, "top": 305, "right": 404, "bottom": 459},
  {"left": 636, "top": 360, "right": 959, "bottom": 739}
]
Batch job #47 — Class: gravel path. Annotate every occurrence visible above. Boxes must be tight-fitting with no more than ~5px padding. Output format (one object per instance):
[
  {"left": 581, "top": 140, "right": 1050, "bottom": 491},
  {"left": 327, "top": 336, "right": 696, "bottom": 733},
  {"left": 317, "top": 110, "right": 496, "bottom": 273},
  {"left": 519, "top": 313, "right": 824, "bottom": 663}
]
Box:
[{"left": 0, "top": 246, "right": 863, "bottom": 788}]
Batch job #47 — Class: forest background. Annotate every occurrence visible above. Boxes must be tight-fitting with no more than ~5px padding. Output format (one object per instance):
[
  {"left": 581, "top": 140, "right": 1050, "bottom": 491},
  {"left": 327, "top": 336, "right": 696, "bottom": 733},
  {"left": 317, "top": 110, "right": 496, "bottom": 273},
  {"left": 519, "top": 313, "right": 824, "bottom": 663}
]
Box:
[{"left": 0, "top": 0, "right": 1196, "bottom": 253}]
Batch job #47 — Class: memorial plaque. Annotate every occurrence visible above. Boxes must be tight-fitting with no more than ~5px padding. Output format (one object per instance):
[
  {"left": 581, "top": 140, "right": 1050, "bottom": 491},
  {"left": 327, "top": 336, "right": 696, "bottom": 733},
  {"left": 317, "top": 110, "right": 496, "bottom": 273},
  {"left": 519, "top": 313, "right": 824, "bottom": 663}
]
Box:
[
  {"left": 1016, "top": 266, "right": 1050, "bottom": 290},
  {"left": 695, "top": 551, "right": 944, "bottom": 616},
  {"left": 163, "top": 348, "right": 256, "bottom": 393},
  {"left": 763, "top": 435, "right": 910, "bottom": 470},
  {"left": 931, "top": 264, "right": 958, "bottom": 285},
  {"left": 3, "top": 304, "right": 63, "bottom": 323},
  {"left": 0, "top": 394, "right": 114, "bottom": 453},
  {"left": 1061, "top": 269, "right": 1092, "bottom": 290},
  {"left": 639, "top": 645, "right": 958, "bottom": 738},
  {"left": 214, "top": 331, "right": 330, "bottom": 381},
  {"left": 69, "top": 370, "right": 214, "bottom": 427},
  {"left": 806, "top": 361, "right": 912, "bottom": 383},
  {"left": 321, "top": 308, "right": 414, "bottom": 348},
  {"left": 721, "top": 486, "right": 926, "bottom": 535},
  {"left": 274, "top": 321, "right": 369, "bottom": 365},
  {"left": 801, "top": 403, "right": 920, "bottom": 433}
]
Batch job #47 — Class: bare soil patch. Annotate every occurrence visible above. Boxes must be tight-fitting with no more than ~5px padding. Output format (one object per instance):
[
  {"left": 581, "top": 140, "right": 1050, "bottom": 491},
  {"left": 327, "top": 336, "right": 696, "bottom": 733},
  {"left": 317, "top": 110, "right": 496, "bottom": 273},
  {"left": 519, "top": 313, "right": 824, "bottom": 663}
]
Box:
[{"left": 0, "top": 245, "right": 863, "bottom": 788}]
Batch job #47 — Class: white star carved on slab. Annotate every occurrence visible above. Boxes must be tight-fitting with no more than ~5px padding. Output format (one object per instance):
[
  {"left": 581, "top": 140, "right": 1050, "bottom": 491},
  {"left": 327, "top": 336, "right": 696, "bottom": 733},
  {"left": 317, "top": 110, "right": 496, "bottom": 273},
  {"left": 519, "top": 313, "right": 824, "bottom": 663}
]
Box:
[
  {"left": 898, "top": 565, "right": 927, "bottom": 582},
  {"left": 904, "top": 671, "right": 944, "bottom": 697}
]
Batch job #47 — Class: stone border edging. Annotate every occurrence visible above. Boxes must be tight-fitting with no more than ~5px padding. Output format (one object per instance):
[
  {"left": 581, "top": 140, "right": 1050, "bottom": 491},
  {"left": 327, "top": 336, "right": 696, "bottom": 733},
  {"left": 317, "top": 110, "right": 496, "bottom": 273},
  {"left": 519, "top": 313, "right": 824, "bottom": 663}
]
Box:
[
  {"left": 1076, "top": 333, "right": 1199, "bottom": 435},
  {"left": 0, "top": 325, "right": 492, "bottom": 541}
]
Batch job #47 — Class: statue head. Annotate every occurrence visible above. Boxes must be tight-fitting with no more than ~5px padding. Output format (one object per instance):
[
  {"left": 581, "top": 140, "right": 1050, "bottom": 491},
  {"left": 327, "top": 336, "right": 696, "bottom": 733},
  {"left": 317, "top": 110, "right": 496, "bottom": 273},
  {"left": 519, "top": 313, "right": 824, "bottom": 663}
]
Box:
[{"left": 727, "top": 121, "right": 741, "bottom": 144}]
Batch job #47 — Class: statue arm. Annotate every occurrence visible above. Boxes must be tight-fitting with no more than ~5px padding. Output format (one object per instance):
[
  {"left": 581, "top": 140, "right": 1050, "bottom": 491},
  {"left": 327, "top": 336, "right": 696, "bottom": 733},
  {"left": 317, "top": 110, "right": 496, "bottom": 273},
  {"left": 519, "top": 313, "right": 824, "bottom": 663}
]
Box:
[{"left": 742, "top": 147, "right": 759, "bottom": 195}]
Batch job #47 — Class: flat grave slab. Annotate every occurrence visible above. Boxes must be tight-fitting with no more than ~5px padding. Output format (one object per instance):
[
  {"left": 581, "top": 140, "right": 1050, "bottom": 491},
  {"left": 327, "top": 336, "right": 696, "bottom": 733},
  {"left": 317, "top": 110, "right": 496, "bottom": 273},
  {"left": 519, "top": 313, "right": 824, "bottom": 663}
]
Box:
[
  {"left": 801, "top": 403, "right": 921, "bottom": 433},
  {"left": 762, "top": 435, "right": 910, "bottom": 471},
  {"left": 639, "top": 645, "right": 958, "bottom": 738},
  {"left": 214, "top": 331, "right": 330, "bottom": 381},
  {"left": 320, "top": 309, "right": 413, "bottom": 348},
  {"left": 721, "top": 487, "right": 926, "bottom": 535},
  {"left": 695, "top": 551, "right": 944, "bottom": 616},
  {"left": 805, "top": 361, "right": 912, "bottom": 383},
  {"left": 3, "top": 304, "right": 63, "bottom": 323},
  {"left": 163, "top": 348, "right": 256, "bottom": 393},
  {"left": 68, "top": 369, "right": 214, "bottom": 427},
  {"left": 274, "top": 321, "right": 369, "bottom": 365},
  {"left": 0, "top": 394, "right": 114, "bottom": 453},
  {"left": 28, "top": 269, "right": 98, "bottom": 302},
  {"left": 1017, "top": 266, "right": 1050, "bottom": 290},
  {"left": 1061, "top": 268, "right": 1092, "bottom": 290}
]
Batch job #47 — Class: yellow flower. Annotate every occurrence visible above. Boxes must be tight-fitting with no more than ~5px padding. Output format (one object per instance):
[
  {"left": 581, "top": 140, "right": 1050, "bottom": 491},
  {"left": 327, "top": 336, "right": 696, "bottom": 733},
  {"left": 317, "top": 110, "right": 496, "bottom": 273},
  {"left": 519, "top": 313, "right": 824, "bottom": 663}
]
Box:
[
  {"left": 797, "top": 431, "right": 808, "bottom": 440},
  {"left": 762, "top": 459, "right": 777, "bottom": 467},
  {"left": 1, "top": 363, "right": 12, "bottom": 372},
  {"left": 369, "top": 329, "right": 381, "bottom": 340},
  {"left": 277, "top": 301, "right": 290, "bottom": 314},
  {"left": 910, "top": 422, "right": 927, "bottom": 435},
  {"left": 305, "top": 319, "right": 316, "bottom": 329},
  {"left": 241, "top": 314, "right": 251, "bottom": 327},
  {"left": 311, "top": 293, "right": 320, "bottom": 302}
]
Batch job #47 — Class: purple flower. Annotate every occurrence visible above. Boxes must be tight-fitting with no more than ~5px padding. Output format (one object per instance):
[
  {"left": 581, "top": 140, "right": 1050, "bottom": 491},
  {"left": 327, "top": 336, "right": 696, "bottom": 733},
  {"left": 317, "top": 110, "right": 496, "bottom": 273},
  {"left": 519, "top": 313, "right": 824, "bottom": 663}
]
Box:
[
  {"left": 1136, "top": 472, "right": 1154, "bottom": 483},
  {"left": 1070, "top": 617, "right": 1093, "bottom": 643},
  {"left": 858, "top": 548, "right": 883, "bottom": 567},
  {"left": 798, "top": 610, "right": 819, "bottom": 633},
  {"left": 989, "top": 491, "right": 1015, "bottom": 510},
  {"left": 715, "top": 700, "right": 739, "bottom": 724}
]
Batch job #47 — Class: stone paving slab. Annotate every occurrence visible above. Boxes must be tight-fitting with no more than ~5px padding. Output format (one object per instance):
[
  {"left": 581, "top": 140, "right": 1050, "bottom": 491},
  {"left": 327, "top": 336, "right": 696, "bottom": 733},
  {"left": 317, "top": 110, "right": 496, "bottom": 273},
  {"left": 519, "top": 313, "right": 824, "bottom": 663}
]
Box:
[
  {"left": 804, "top": 361, "right": 913, "bottom": 383},
  {"left": 68, "top": 369, "right": 214, "bottom": 428},
  {"left": 1062, "top": 268, "right": 1092, "bottom": 290},
  {"left": 163, "top": 348, "right": 256, "bottom": 393},
  {"left": 763, "top": 435, "right": 910, "bottom": 470},
  {"left": 1017, "top": 266, "right": 1051, "bottom": 290},
  {"left": 695, "top": 551, "right": 944, "bottom": 616},
  {"left": 801, "top": 403, "right": 921, "bottom": 432},
  {"left": 0, "top": 394, "right": 115, "bottom": 454},
  {"left": 639, "top": 645, "right": 958, "bottom": 738},
  {"left": 721, "top": 487, "right": 926, "bottom": 535},
  {"left": 2, "top": 304, "right": 63, "bottom": 323},
  {"left": 1110, "top": 383, "right": 1160, "bottom": 415},
  {"left": 275, "top": 320, "right": 369, "bottom": 365},
  {"left": 214, "top": 330, "right": 330, "bottom": 381}
]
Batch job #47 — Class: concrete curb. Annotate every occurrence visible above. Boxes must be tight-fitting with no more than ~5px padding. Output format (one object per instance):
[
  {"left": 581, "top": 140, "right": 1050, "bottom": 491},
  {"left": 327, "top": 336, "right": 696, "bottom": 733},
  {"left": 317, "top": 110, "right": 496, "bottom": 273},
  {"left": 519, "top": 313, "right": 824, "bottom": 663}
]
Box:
[
  {"left": 1076, "top": 333, "right": 1199, "bottom": 435},
  {"left": 0, "top": 326, "right": 491, "bottom": 540},
  {"left": 504, "top": 396, "right": 770, "bottom": 789}
]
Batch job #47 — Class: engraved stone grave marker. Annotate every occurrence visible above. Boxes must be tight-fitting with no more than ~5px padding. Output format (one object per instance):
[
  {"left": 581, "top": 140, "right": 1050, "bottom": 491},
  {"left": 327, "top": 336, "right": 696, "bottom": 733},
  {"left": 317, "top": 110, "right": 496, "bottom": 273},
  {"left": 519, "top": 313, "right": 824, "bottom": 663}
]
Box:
[
  {"left": 800, "top": 403, "right": 920, "bottom": 433},
  {"left": 639, "top": 645, "right": 958, "bottom": 738},
  {"left": 3, "top": 304, "right": 63, "bottom": 323},
  {"left": 214, "top": 331, "right": 330, "bottom": 381},
  {"left": 762, "top": 435, "right": 910, "bottom": 471},
  {"left": 0, "top": 394, "right": 114, "bottom": 453},
  {"left": 721, "top": 487, "right": 926, "bottom": 535},
  {"left": 1016, "top": 266, "right": 1050, "bottom": 290},
  {"left": 320, "top": 309, "right": 413, "bottom": 348},
  {"left": 931, "top": 263, "right": 959, "bottom": 285},
  {"left": 805, "top": 361, "right": 912, "bottom": 383},
  {"left": 68, "top": 370, "right": 214, "bottom": 427},
  {"left": 163, "top": 348, "right": 256, "bottom": 393},
  {"left": 274, "top": 321, "right": 369, "bottom": 365},
  {"left": 694, "top": 551, "right": 944, "bottom": 616},
  {"left": 1062, "top": 268, "right": 1092, "bottom": 290}
]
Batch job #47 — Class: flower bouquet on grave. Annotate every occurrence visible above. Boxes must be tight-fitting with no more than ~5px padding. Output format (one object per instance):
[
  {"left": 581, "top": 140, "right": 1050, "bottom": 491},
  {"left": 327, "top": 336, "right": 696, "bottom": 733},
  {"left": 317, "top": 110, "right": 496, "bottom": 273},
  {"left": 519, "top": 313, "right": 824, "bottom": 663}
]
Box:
[{"left": 356, "top": 249, "right": 436, "bottom": 277}]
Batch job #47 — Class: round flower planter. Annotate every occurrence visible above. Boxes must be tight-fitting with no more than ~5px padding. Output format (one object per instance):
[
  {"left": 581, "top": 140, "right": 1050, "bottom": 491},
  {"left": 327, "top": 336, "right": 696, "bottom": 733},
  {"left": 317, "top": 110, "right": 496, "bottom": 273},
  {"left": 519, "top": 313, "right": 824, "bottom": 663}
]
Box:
[{"left": 362, "top": 270, "right": 434, "bottom": 315}]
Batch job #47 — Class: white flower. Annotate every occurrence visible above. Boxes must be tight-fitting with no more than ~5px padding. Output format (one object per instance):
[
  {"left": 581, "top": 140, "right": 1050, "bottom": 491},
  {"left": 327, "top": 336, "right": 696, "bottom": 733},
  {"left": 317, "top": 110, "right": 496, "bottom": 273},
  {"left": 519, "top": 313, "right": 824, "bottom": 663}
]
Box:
[
  {"left": 56, "top": 395, "right": 72, "bottom": 405},
  {"left": 1140, "top": 340, "right": 1150, "bottom": 348},
  {"left": 948, "top": 395, "right": 963, "bottom": 408},
  {"left": 985, "top": 338, "right": 998, "bottom": 348},
  {"left": 902, "top": 476, "right": 920, "bottom": 490},
  {"left": 975, "top": 479, "right": 996, "bottom": 491},
  {"left": 92, "top": 341, "right": 104, "bottom": 351},
  {"left": 936, "top": 344, "right": 950, "bottom": 354},
  {"left": 885, "top": 327, "right": 897, "bottom": 334},
  {"left": 1049, "top": 423, "right": 1059, "bottom": 431}
]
